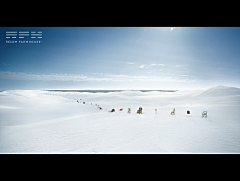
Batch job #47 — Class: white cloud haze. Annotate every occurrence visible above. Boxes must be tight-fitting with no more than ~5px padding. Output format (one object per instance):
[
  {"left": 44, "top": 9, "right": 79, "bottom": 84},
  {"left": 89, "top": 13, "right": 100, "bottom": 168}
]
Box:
[
  {"left": 175, "top": 65, "right": 184, "bottom": 67},
  {"left": 0, "top": 71, "right": 199, "bottom": 83}
]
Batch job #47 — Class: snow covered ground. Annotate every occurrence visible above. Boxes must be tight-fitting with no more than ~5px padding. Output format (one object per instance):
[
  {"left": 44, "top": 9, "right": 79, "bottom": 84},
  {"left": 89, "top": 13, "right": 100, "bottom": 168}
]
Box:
[{"left": 0, "top": 86, "right": 240, "bottom": 153}]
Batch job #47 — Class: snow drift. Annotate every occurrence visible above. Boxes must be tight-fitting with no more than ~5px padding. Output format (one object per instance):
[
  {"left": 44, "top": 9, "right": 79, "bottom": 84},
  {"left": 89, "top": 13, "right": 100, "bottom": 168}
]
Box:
[{"left": 193, "top": 85, "right": 240, "bottom": 97}]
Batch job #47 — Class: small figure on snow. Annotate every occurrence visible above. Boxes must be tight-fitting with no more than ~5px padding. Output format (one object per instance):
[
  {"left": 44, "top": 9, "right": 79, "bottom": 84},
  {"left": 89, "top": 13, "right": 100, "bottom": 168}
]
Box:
[
  {"left": 108, "top": 108, "right": 115, "bottom": 112},
  {"left": 202, "top": 111, "right": 207, "bottom": 118}
]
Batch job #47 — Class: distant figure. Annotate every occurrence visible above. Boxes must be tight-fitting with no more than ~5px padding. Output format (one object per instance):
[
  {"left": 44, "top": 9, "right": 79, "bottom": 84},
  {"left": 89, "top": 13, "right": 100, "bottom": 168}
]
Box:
[
  {"left": 202, "top": 111, "right": 207, "bottom": 118},
  {"left": 99, "top": 107, "right": 102, "bottom": 110},
  {"left": 128, "top": 108, "right": 131, "bottom": 114},
  {"left": 109, "top": 108, "right": 115, "bottom": 112},
  {"left": 187, "top": 110, "right": 190, "bottom": 115},
  {"left": 155, "top": 109, "right": 157, "bottom": 114},
  {"left": 171, "top": 108, "right": 175, "bottom": 115},
  {"left": 137, "top": 107, "right": 142, "bottom": 114},
  {"left": 119, "top": 108, "right": 123, "bottom": 111}
]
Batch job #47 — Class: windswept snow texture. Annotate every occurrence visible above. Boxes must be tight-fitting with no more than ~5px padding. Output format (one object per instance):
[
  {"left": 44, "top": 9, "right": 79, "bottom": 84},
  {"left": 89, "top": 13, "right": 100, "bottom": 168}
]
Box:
[{"left": 0, "top": 86, "right": 240, "bottom": 153}]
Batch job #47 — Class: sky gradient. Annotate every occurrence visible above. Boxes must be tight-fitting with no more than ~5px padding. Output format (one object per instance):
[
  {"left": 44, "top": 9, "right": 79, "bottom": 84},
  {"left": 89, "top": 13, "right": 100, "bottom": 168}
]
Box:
[{"left": 0, "top": 27, "right": 240, "bottom": 90}]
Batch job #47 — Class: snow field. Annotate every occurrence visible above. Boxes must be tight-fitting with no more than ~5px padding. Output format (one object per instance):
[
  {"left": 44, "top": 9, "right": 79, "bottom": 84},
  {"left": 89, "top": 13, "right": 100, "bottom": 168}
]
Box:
[{"left": 0, "top": 86, "right": 240, "bottom": 153}]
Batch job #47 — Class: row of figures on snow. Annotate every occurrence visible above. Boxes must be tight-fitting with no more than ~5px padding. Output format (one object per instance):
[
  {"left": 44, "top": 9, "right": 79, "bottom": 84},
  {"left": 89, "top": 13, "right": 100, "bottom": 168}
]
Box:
[
  {"left": 77, "top": 100, "right": 207, "bottom": 117},
  {"left": 169, "top": 108, "right": 207, "bottom": 118},
  {"left": 110, "top": 107, "right": 207, "bottom": 117},
  {"left": 77, "top": 99, "right": 141, "bottom": 114},
  {"left": 77, "top": 100, "right": 102, "bottom": 108},
  {"left": 108, "top": 107, "right": 142, "bottom": 114}
]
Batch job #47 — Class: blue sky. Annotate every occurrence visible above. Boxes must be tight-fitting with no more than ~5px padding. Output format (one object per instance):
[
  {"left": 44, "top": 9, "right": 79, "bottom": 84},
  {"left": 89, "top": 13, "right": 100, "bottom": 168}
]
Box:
[{"left": 0, "top": 27, "right": 240, "bottom": 90}]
